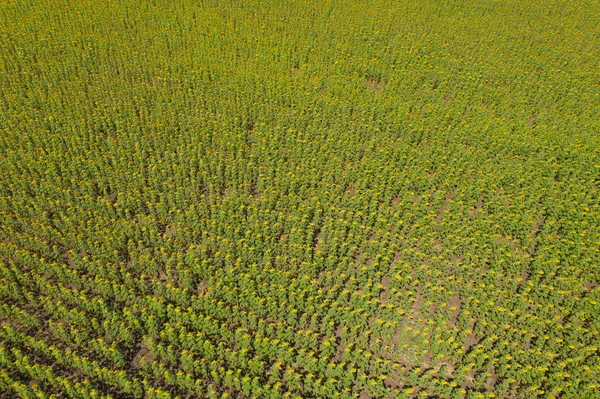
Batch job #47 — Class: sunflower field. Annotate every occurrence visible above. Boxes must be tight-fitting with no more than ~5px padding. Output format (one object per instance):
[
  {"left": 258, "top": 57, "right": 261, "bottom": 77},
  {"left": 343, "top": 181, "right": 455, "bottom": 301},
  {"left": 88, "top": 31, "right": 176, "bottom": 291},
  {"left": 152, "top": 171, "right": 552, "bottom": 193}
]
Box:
[{"left": 0, "top": 0, "right": 599, "bottom": 398}]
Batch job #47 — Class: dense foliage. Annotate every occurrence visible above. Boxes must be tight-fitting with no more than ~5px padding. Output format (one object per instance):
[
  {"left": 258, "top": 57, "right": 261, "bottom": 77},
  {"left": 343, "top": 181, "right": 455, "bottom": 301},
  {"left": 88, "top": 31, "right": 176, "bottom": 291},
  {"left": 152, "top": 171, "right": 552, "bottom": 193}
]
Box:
[{"left": 1, "top": 0, "right": 599, "bottom": 398}]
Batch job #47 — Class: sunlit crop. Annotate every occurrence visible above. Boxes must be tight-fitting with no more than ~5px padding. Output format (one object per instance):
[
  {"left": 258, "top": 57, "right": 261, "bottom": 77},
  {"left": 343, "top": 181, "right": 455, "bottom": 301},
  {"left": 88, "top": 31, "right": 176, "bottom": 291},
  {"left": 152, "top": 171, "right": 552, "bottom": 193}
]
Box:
[{"left": 1, "top": 0, "right": 599, "bottom": 398}]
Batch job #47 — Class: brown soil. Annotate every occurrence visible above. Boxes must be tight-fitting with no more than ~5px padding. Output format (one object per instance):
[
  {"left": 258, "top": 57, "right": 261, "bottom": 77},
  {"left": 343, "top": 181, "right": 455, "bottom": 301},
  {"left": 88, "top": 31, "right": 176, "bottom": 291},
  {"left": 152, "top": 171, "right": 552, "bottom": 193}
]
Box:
[
  {"left": 464, "top": 333, "right": 479, "bottom": 352},
  {"left": 365, "top": 79, "right": 385, "bottom": 93},
  {"left": 448, "top": 295, "right": 462, "bottom": 328}
]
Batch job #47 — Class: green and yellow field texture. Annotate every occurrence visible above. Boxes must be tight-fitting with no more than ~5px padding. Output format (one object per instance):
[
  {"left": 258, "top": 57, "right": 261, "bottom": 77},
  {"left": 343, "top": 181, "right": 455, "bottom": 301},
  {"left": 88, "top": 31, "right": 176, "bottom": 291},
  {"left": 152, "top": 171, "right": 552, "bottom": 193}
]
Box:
[{"left": 1, "top": 0, "right": 599, "bottom": 398}]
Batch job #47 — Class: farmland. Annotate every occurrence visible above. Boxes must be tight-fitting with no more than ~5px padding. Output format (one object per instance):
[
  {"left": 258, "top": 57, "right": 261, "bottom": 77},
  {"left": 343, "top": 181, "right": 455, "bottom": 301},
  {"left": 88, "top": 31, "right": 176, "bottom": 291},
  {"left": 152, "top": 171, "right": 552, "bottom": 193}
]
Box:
[{"left": 1, "top": 0, "right": 599, "bottom": 398}]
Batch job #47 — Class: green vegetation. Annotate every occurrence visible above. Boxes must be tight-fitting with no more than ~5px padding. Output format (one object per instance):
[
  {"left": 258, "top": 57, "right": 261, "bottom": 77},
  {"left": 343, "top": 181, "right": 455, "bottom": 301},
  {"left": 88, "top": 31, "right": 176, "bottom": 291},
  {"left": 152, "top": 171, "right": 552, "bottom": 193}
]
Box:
[{"left": 1, "top": 0, "right": 599, "bottom": 398}]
